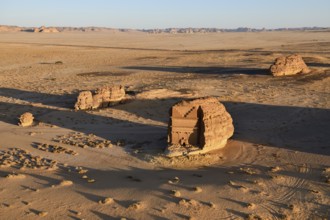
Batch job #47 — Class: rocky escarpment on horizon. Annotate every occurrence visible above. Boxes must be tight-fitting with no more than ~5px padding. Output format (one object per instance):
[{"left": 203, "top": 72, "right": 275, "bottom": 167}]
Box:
[{"left": 0, "top": 25, "right": 329, "bottom": 33}]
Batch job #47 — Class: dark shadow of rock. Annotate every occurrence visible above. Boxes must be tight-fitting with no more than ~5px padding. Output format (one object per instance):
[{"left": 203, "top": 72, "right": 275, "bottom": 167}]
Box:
[
  {"left": 124, "top": 66, "right": 269, "bottom": 75},
  {"left": 306, "top": 63, "right": 330, "bottom": 68},
  {"left": 223, "top": 101, "right": 330, "bottom": 155},
  {"left": 0, "top": 87, "right": 77, "bottom": 109},
  {"left": 0, "top": 101, "right": 166, "bottom": 150},
  {"left": 90, "top": 210, "right": 118, "bottom": 220}
]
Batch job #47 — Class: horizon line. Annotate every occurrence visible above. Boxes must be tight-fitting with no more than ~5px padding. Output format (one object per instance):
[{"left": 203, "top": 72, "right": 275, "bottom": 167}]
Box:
[{"left": 1, "top": 24, "right": 330, "bottom": 30}]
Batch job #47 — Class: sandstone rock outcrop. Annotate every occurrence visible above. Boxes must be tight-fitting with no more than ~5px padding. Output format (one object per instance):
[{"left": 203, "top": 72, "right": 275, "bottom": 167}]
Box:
[
  {"left": 92, "top": 86, "right": 125, "bottom": 109},
  {"left": 74, "top": 86, "right": 125, "bottom": 110},
  {"left": 166, "top": 97, "right": 234, "bottom": 157},
  {"left": 34, "top": 26, "right": 59, "bottom": 33},
  {"left": 18, "top": 112, "right": 34, "bottom": 127},
  {"left": 270, "top": 54, "right": 310, "bottom": 76},
  {"left": 74, "top": 91, "right": 93, "bottom": 110}
]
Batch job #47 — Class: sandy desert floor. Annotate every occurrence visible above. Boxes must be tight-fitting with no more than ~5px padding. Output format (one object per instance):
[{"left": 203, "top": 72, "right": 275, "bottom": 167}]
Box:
[{"left": 0, "top": 31, "right": 329, "bottom": 220}]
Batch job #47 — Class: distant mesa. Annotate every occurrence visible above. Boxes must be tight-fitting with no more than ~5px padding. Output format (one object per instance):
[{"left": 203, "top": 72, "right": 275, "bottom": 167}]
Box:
[
  {"left": 0, "top": 25, "right": 22, "bottom": 32},
  {"left": 166, "top": 97, "right": 234, "bottom": 157},
  {"left": 74, "top": 85, "right": 126, "bottom": 110},
  {"left": 270, "top": 54, "right": 310, "bottom": 76},
  {"left": 33, "top": 26, "right": 59, "bottom": 33}
]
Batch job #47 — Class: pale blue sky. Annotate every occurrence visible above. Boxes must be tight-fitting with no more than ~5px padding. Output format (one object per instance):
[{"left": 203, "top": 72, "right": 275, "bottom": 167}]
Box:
[{"left": 1, "top": 0, "right": 329, "bottom": 28}]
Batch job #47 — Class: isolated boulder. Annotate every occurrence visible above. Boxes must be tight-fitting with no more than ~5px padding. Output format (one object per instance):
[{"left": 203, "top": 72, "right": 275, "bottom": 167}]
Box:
[
  {"left": 74, "top": 91, "right": 93, "bottom": 110},
  {"left": 74, "top": 86, "right": 125, "bottom": 110},
  {"left": 166, "top": 97, "right": 234, "bottom": 157},
  {"left": 18, "top": 112, "right": 34, "bottom": 127},
  {"left": 270, "top": 54, "right": 310, "bottom": 76}
]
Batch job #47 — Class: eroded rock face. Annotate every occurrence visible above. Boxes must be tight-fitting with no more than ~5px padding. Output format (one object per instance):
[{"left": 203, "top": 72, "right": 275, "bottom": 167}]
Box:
[
  {"left": 92, "top": 86, "right": 125, "bottom": 109},
  {"left": 74, "top": 86, "right": 125, "bottom": 110},
  {"left": 270, "top": 54, "right": 310, "bottom": 76},
  {"left": 18, "top": 112, "right": 34, "bottom": 127},
  {"left": 167, "top": 97, "right": 234, "bottom": 157},
  {"left": 74, "top": 91, "right": 93, "bottom": 110}
]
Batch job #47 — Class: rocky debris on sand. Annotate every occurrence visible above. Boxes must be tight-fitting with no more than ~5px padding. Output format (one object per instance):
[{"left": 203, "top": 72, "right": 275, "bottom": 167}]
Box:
[
  {"left": 0, "top": 148, "right": 57, "bottom": 170},
  {"left": 270, "top": 166, "right": 281, "bottom": 172},
  {"left": 58, "top": 180, "right": 73, "bottom": 186},
  {"left": 52, "top": 132, "right": 113, "bottom": 148},
  {"left": 18, "top": 112, "right": 34, "bottom": 127},
  {"left": 322, "top": 167, "right": 330, "bottom": 183},
  {"left": 87, "top": 178, "right": 95, "bottom": 183},
  {"left": 270, "top": 54, "right": 310, "bottom": 76},
  {"left": 166, "top": 97, "right": 234, "bottom": 157},
  {"left": 193, "top": 186, "right": 202, "bottom": 193},
  {"left": 37, "top": 211, "right": 48, "bottom": 217},
  {"left": 99, "top": 197, "right": 114, "bottom": 205},
  {"left": 128, "top": 202, "right": 143, "bottom": 210},
  {"left": 178, "top": 199, "right": 200, "bottom": 207},
  {"left": 247, "top": 203, "right": 256, "bottom": 209},
  {"left": 35, "top": 143, "right": 78, "bottom": 155},
  {"left": 239, "top": 167, "right": 258, "bottom": 175},
  {"left": 171, "top": 190, "right": 181, "bottom": 197},
  {"left": 246, "top": 214, "right": 263, "bottom": 220},
  {"left": 168, "top": 176, "right": 180, "bottom": 184},
  {"left": 74, "top": 85, "right": 125, "bottom": 110},
  {"left": 5, "top": 172, "right": 26, "bottom": 179},
  {"left": 75, "top": 167, "right": 88, "bottom": 174}
]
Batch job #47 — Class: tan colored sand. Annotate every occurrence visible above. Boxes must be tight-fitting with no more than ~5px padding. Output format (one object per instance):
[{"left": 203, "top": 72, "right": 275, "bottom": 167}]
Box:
[{"left": 0, "top": 31, "right": 329, "bottom": 219}]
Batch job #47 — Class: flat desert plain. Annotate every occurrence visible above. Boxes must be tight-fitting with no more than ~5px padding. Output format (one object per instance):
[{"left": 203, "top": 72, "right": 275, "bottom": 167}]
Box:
[{"left": 0, "top": 31, "right": 329, "bottom": 220}]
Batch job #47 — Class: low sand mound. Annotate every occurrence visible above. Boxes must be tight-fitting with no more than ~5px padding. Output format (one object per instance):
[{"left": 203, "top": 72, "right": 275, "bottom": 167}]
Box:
[
  {"left": 270, "top": 54, "right": 310, "bottom": 76},
  {"left": 166, "top": 97, "right": 234, "bottom": 157}
]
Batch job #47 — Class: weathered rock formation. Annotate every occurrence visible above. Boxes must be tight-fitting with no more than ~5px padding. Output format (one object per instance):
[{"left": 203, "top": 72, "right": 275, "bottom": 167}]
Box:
[
  {"left": 74, "top": 86, "right": 125, "bottom": 110},
  {"left": 18, "top": 112, "right": 34, "bottom": 127},
  {"left": 74, "top": 91, "right": 93, "bottom": 110},
  {"left": 92, "top": 86, "right": 125, "bottom": 109},
  {"left": 34, "top": 26, "right": 59, "bottom": 33},
  {"left": 166, "top": 97, "right": 234, "bottom": 157},
  {"left": 270, "top": 54, "right": 310, "bottom": 76}
]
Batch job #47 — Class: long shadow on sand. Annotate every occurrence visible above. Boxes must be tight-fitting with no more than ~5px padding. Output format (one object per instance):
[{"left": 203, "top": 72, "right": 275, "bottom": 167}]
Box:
[
  {"left": 306, "top": 62, "right": 330, "bottom": 68},
  {"left": 0, "top": 87, "right": 329, "bottom": 155},
  {"left": 1, "top": 92, "right": 329, "bottom": 218},
  {"left": 0, "top": 101, "right": 167, "bottom": 149},
  {"left": 112, "top": 98, "right": 330, "bottom": 155},
  {"left": 223, "top": 101, "right": 330, "bottom": 155},
  {"left": 123, "top": 66, "right": 269, "bottom": 75},
  {"left": 0, "top": 87, "right": 77, "bottom": 109}
]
